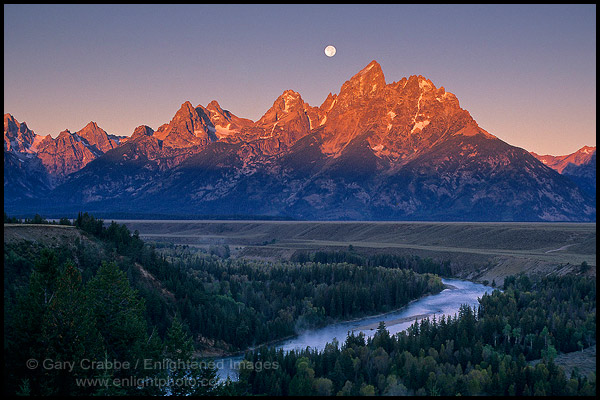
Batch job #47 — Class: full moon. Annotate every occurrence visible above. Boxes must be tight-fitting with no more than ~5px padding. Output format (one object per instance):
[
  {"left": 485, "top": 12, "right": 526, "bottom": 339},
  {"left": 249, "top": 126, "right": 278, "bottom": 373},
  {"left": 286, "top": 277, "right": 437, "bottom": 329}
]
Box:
[{"left": 324, "top": 45, "right": 336, "bottom": 57}]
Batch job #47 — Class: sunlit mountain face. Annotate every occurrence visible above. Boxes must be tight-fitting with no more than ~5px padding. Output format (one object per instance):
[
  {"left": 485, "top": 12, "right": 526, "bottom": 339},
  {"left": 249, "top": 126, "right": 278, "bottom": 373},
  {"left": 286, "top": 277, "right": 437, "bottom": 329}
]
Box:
[
  {"left": 530, "top": 146, "right": 596, "bottom": 174},
  {"left": 4, "top": 61, "right": 596, "bottom": 221},
  {"left": 530, "top": 147, "right": 596, "bottom": 200}
]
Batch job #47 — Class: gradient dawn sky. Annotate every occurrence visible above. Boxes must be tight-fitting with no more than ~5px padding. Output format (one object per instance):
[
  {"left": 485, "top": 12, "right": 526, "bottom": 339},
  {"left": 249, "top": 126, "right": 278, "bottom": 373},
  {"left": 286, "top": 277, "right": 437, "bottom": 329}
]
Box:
[{"left": 4, "top": 4, "right": 596, "bottom": 155}]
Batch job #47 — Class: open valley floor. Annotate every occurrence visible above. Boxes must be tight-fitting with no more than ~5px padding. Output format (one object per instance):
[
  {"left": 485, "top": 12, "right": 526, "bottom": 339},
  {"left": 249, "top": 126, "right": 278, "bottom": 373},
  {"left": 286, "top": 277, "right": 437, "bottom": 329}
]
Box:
[{"left": 114, "top": 220, "right": 596, "bottom": 286}]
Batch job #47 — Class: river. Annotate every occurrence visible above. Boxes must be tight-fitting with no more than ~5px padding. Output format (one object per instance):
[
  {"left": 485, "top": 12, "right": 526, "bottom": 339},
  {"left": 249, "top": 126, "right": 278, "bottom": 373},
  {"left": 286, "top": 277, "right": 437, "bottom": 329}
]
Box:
[{"left": 212, "top": 278, "right": 494, "bottom": 381}]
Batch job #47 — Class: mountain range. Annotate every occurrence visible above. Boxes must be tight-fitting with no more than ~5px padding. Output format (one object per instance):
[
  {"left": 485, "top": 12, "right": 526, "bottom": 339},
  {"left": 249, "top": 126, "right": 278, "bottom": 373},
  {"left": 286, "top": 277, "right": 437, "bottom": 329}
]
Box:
[
  {"left": 530, "top": 147, "right": 596, "bottom": 200},
  {"left": 4, "top": 60, "right": 596, "bottom": 221}
]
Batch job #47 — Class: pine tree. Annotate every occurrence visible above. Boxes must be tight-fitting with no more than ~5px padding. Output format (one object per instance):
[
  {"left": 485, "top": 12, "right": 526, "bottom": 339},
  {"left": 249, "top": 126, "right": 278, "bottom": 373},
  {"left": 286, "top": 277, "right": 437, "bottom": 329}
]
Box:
[
  {"left": 85, "top": 261, "right": 150, "bottom": 394},
  {"left": 163, "top": 314, "right": 220, "bottom": 396},
  {"left": 6, "top": 250, "right": 73, "bottom": 395},
  {"left": 91, "top": 351, "right": 128, "bottom": 396},
  {"left": 40, "top": 262, "right": 104, "bottom": 395}
]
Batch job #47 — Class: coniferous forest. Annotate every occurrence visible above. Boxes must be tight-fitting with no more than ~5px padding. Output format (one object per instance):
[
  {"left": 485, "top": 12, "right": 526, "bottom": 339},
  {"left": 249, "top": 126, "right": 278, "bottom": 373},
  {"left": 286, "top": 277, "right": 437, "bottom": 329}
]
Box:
[
  {"left": 238, "top": 275, "right": 596, "bottom": 396},
  {"left": 3, "top": 213, "right": 596, "bottom": 396}
]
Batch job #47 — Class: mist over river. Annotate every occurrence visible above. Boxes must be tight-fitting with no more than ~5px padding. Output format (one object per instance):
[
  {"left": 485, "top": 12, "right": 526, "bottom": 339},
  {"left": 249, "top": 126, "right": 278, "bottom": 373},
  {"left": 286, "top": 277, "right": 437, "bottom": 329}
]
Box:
[{"left": 214, "top": 278, "right": 494, "bottom": 381}]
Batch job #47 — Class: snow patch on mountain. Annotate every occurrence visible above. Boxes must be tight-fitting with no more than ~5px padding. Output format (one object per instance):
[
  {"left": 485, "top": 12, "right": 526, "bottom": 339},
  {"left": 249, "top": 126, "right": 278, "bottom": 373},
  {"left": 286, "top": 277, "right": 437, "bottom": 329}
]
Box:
[
  {"left": 411, "top": 120, "right": 430, "bottom": 133},
  {"left": 419, "top": 79, "right": 433, "bottom": 90},
  {"left": 215, "top": 124, "right": 236, "bottom": 139}
]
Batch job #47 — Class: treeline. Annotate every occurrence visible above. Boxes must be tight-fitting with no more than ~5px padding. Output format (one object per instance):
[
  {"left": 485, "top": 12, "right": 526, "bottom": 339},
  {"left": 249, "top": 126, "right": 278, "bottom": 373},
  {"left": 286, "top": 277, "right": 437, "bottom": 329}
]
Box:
[
  {"left": 3, "top": 211, "right": 296, "bottom": 222},
  {"left": 238, "top": 273, "right": 596, "bottom": 396},
  {"left": 3, "top": 211, "right": 71, "bottom": 226},
  {"left": 292, "top": 249, "right": 452, "bottom": 276}
]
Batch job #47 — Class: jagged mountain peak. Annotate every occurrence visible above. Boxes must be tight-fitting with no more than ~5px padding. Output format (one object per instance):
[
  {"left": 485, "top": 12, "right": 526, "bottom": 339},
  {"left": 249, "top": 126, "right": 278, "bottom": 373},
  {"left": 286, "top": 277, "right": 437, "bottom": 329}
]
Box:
[
  {"left": 175, "top": 101, "right": 197, "bottom": 119},
  {"left": 531, "top": 145, "right": 597, "bottom": 173},
  {"left": 205, "top": 100, "right": 234, "bottom": 124},
  {"left": 4, "top": 113, "right": 18, "bottom": 126},
  {"left": 153, "top": 100, "right": 216, "bottom": 147},
  {"left": 319, "top": 92, "right": 337, "bottom": 109},
  {"left": 569, "top": 145, "right": 596, "bottom": 158},
  {"left": 77, "top": 121, "right": 106, "bottom": 138},
  {"left": 400, "top": 74, "right": 433, "bottom": 94},
  {"left": 392, "top": 75, "right": 452, "bottom": 102},
  {"left": 167, "top": 100, "right": 209, "bottom": 127},
  {"left": 76, "top": 121, "right": 118, "bottom": 153},
  {"left": 414, "top": 75, "right": 436, "bottom": 92},
  {"left": 82, "top": 121, "right": 100, "bottom": 130},
  {"left": 155, "top": 101, "right": 200, "bottom": 135},
  {"left": 579, "top": 145, "right": 596, "bottom": 154},
  {"left": 245, "top": 89, "right": 315, "bottom": 149},
  {"left": 4, "top": 113, "right": 38, "bottom": 152},
  {"left": 257, "top": 90, "right": 307, "bottom": 126},
  {"left": 407, "top": 74, "right": 434, "bottom": 86},
  {"left": 203, "top": 100, "right": 254, "bottom": 141},
  {"left": 338, "top": 60, "right": 386, "bottom": 100},
  {"left": 131, "top": 125, "right": 155, "bottom": 139},
  {"left": 275, "top": 89, "right": 304, "bottom": 111},
  {"left": 4, "top": 113, "right": 33, "bottom": 135},
  {"left": 316, "top": 62, "right": 477, "bottom": 159},
  {"left": 358, "top": 60, "right": 384, "bottom": 79},
  {"left": 206, "top": 100, "right": 224, "bottom": 115}
]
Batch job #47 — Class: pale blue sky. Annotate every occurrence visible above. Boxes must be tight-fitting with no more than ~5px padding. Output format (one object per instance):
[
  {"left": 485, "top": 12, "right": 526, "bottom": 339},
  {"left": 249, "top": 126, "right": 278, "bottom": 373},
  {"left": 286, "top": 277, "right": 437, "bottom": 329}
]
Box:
[{"left": 4, "top": 4, "right": 596, "bottom": 154}]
